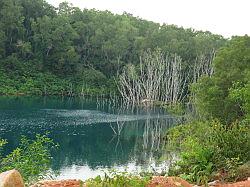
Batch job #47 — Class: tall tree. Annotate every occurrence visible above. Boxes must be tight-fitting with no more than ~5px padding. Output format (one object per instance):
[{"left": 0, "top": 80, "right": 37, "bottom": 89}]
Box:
[
  {"left": 0, "top": 0, "right": 25, "bottom": 56},
  {"left": 192, "top": 36, "right": 250, "bottom": 123}
]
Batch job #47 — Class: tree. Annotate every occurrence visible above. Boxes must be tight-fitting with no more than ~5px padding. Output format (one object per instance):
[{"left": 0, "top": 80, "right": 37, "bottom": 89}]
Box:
[
  {"left": 192, "top": 36, "right": 250, "bottom": 123},
  {"left": 0, "top": 0, "right": 25, "bottom": 56},
  {"left": 0, "top": 0, "right": 226, "bottom": 96},
  {"left": 32, "top": 15, "right": 79, "bottom": 75},
  {"left": 118, "top": 49, "right": 189, "bottom": 106}
]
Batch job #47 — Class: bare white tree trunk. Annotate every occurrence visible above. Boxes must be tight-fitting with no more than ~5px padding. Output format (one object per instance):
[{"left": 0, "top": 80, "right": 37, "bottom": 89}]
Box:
[
  {"left": 193, "top": 49, "right": 216, "bottom": 83},
  {"left": 118, "top": 49, "right": 189, "bottom": 106}
]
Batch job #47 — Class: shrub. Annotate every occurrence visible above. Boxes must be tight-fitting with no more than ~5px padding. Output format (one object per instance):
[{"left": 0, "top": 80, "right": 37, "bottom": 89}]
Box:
[
  {"left": 0, "top": 134, "right": 56, "bottom": 183},
  {"left": 85, "top": 171, "right": 152, "bottom": 187},
  {"left": 0, "top": 139, "right": 7, "bottom": 157},
  {"left": 167, "top": 120, "right": 250, "bottom": 184},
  {"left": 234, "top": 161, "right": 250, "bottom": 181},
  {"left": 162, "top": 102, "right": 185, "bottom": 116}
]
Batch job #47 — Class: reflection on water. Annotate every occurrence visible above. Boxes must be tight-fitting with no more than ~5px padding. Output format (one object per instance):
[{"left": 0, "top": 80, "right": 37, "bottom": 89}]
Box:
[{"left": 0, "top": 96, "right": 180, "bottom": 180}]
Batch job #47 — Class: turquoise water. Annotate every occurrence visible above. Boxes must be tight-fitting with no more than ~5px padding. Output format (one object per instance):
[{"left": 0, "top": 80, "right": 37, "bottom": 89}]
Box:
[{"left": 0, "top": 96, "right": 179, "bottom": 180}]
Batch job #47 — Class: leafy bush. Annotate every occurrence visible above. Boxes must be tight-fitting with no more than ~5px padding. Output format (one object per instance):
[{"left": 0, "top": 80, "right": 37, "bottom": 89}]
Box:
[
  {"left": 85, "top": 171, "right": 152, "bottom": 187},
  {"left": 162, "top": 102, "right": 185, "bottom": 116},
  {"left": 0, "top": 134, "right": 56, "bottom": 183},
  {"left": 234, "top": 161, "right": 250, "bottom": 181},
  {"left": 0, "top": 139, "right": 7, "bottom": 157},
  {"left": 0, "top": 67, "right": 115, "bottom": 96},
  {"left": 191, "top": 36, "right": 250, "bottom": 124},
  {"left": 167, "top": 120, "right": 250, "bottom": 184}
]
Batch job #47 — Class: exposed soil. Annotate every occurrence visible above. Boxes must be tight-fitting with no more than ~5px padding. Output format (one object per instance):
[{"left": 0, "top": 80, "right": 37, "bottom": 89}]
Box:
[
  {"left": 30, "top": 177, "right": 250, "bottom": 187},
  {"left": 147, "top": 176, "right": 193, "bottom": 187},
  {"left": 30, "top": 179, "right": 85, "bottom": 187},
  {"left": 214, "top": 180, "right": 250, "bottom": 187}
]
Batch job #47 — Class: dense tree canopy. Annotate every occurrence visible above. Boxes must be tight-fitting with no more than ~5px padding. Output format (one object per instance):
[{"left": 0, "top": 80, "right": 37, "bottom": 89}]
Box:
[
  {"left": 0, "top": 0, "right": 226, "bottom": 95},
  {"left": 168, "top": 36, "right": 250, "bottom": 185},
  {"left": 192, "top": 36, "right": 250, "bottom": 123}
]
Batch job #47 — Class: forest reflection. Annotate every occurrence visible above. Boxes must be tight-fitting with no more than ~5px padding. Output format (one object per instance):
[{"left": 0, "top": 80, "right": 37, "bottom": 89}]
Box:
[
  {"left": 0, "top": 96, "right": 179, "bottom": 178},
  {"left": 52, "top": 116, "right": 178, "bottom": 176}
]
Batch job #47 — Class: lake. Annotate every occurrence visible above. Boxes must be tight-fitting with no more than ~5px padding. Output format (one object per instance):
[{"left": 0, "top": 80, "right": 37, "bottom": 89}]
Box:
[{"left": 0, "top": 96, "right": 179, "bottom": 180}]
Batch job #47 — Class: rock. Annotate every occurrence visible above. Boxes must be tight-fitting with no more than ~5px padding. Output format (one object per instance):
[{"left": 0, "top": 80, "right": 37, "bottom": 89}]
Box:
[
  {"left": 0, "top": 169, "right": 24, "bottom": 187},
  {"left": 208, "top": 180, "right": 220, "bottom": 186}
]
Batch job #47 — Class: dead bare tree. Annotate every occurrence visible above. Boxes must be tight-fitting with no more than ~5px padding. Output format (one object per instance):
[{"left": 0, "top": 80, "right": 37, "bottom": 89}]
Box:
[
  {"left": 193, "top": 49, "right": 216, "bottom": 83},
  {"left": 118, "top": 49, "right": 189, "bottom": 106},
  {"left": 187, "top": 49, "right": 216, "bottom": 116}
]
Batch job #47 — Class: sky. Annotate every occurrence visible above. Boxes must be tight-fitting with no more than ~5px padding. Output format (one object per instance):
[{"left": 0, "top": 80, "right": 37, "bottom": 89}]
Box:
[{"left": 46, "top": 0, "right": 250, "bottom": 37}]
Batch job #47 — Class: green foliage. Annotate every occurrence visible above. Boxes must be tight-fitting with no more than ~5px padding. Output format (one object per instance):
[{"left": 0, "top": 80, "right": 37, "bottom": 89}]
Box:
[
  {"left": 0, "top": 134, "right": 56, "bottom": 183},
  {"left": 0, "top": 0, "right": 225, "bottom": 96},
  {"left": 178, "top": 138, "right": 213, "bottom": 184},
  {"left": 228, "top": 80, "right": 250, "bottom": 121},
  {"left": 192, "top": 36, "right": 250, "bottom": 123},
  {"left": 168, "top": 36, "right": 250, "bottom": 185},
  {"left": 167, "top": 120, "right": 250, "bottom": 184},
  {"left": 162, "top": 102, "right": 185, "bottom": 116},
  {"left": 234, "top": 161, "right": 250, "bottom": 181},
  {"left": 86, "top": 171, "right": 151, "bottom": 187},
  {"left": 0, "top": 139, "right": 7, "bottom": 157}
]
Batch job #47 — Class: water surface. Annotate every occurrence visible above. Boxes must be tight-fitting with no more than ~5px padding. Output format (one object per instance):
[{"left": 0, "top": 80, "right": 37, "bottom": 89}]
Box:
[{"left": 0, "top": 96, "right": 179, "bottom": 180}]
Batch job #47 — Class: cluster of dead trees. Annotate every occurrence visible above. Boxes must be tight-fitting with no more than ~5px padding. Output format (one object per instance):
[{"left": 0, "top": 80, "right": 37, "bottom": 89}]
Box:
[{"left": 118, "top": 49, "right": 215, "bottom": 106}]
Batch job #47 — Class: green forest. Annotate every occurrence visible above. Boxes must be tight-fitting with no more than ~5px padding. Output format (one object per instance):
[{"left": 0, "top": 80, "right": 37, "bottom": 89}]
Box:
[
  {"left": 0, "top": 0, "right": 249, "bottom": 186},
  {"left": 0, "top": 0, "right": 226, "bottom": 96}
]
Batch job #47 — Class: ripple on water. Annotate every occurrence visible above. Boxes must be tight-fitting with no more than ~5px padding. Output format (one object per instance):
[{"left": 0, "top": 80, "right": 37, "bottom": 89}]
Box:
[
  {"left": 0, "top": 97, "right": 180, "bottom": 180},
  {"left": 41, "top": 109, "right": 177, "bottom": 125}
]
